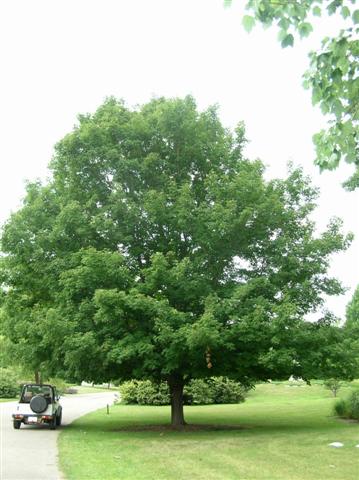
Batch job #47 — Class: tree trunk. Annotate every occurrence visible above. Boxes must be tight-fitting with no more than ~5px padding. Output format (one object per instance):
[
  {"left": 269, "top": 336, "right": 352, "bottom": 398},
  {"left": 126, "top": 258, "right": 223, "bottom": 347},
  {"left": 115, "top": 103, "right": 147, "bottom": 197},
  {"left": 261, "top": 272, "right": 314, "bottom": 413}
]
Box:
[
  {"left": 35, "top": 370, "right": 41, "bottom": 384},
  {"left": 168, "top": 376, "right": 186, "bottom": 427}
]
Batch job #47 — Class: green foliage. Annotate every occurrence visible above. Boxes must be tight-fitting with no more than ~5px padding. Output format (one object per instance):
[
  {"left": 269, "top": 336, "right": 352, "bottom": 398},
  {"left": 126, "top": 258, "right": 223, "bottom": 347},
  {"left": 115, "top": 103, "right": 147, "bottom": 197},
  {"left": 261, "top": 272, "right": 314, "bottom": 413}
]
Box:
[
  {"left": 119, "top": 380, "right": 139, "bottom": 404},
  {"left": 334, "top": 397, "right": 348, "bottom": 417},
  {"left": 334, "top": 389, "right": 359, "bottom": 420},
  {"left": 323, "top": 378, "right": 342, "bottom": 396},
  {"left": 46, "top": 377, "right": 68, "bottom": 395},
  {"left": 349, "top": 390, "right": 359, "bottom": 419},
  {"left": 0, "top": 97, "right": 354, "bottom": 425},
  {"left": 233, "top": 0, "right": 359, "bottom": 188},
  {"left": 119, "top": 380, "right": 170, "bottom": 405},
  {"left": 184, "top": 379, "right": 214, "bottom": 404},
  {"left": 345, "top": 284, "right": 359, "bottom": 330},
  {"left": 185, "top": 377, "right": 247, "bottom": 405},
  {"left": 0, "top": 335, "right": 13, "bottom": 368},
  {"left": 120, "top": 377, "right": 247, "bottom": 405},
  {"left": 242, "top": 14, "right": 255, "bottom": 32},
  {"left": 210, "top": 376, "right": 248, "bottom": 403},
  {"left": 344, "top": 286, "right": 359, "bottom": 378},
  {"left": 128, "top": 381, "right": 157, "bottom": 406},
  {"left": 281, "top": 33, "right": 294, "bottom": 48},
  {"left": 136, "top": 381, "right": 170, "bottom": 406},
  {"left": 305, "top": 31, "right": 359, "bottom": 186},
  {"left": 0, "top": 368, "right": 20, "bottom": 398}
]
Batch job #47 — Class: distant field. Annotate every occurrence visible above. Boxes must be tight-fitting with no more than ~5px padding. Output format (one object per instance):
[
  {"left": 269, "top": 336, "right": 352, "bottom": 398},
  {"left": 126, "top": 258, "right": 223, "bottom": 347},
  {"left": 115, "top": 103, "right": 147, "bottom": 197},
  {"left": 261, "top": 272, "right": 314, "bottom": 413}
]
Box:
[
  {"left": 0, "top": 398, "right": 15, "bottom": 403},
  {"left": 59, "top": 381, "right": 359, "bottom": 480}
]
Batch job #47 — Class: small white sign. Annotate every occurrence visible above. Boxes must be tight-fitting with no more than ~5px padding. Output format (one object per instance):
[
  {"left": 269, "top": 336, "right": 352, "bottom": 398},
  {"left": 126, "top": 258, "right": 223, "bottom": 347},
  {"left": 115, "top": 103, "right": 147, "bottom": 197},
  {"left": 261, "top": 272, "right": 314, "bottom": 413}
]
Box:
[{"left": 328, "top": 442, "right": 343, "bottom": 448}]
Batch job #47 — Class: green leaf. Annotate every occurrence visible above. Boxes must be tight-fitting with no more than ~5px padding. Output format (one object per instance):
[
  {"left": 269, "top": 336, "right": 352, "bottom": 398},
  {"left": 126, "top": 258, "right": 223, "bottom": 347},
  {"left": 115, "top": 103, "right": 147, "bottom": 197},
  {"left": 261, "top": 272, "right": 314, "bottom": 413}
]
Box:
[
  {"left": 352, "top": 10, "right": 359, "bottom": 24},
  {"left": 328, "top": 151, "right": 340, "bottom": 169},
  {"left": 278, "top": 18, "right": 290, "bottom": 31},
  {"left": 277, "top": 29, "right": 288, "bottom": 42},
  {"left": 298, "top": 22, "right": 313, "bottom": 39},
  {"left": 302, "top": 78, "right": 310, "bottom": 90},
  {"left": 312, "top": 6, "right": 321, "bottom": 17},
  {"left": 223, "top": 0, "right": 232, "bottom": 8},
  {"left": 281, "top": 33, "right": 294, "bottom": 48},
  {"left": 341, "top": 6, "right": 351, "bottom": 19},
  {"left": 331, "top": 68, "right": 342, "bottom": 85},
  {"left": 327, "top": 1, "right": 340, "bottom": 16},
  {"left": 320, "top": 102, "right": 330, "bottom": 114},
  {"left": 242, "top": 15, "right": 256, "bottom": 33},
  {"left": 331, "top": 99, "right": 344, "bottom": 119},
  {"left": 337, "top": 56, "right": 350, "bottom": 75},
  {"left": 345, "top": 150, "right": 357, "bottom": 164}
]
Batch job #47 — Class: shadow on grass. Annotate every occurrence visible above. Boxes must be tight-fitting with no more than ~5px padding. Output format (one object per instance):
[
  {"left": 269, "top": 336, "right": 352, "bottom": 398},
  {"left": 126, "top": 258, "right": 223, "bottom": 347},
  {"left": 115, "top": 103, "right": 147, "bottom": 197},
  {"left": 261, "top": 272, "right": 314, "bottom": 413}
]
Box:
[
  {"left": 63, "top": 419, "right": 346, "bottom": 436},
  {"left": 110, "top": 423, "right": 251, "bottom": 432}
]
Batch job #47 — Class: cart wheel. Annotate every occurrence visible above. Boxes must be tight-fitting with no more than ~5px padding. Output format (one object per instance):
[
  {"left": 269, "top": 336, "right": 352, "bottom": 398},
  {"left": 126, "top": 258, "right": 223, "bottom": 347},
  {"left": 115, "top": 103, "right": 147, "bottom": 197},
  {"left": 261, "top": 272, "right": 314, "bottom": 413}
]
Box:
[
  {"left": 13, "top": 420, "right": 21, "bottom": 429},
  {"left": 50, "top": 416, "right": 57, "bottom": 430}
]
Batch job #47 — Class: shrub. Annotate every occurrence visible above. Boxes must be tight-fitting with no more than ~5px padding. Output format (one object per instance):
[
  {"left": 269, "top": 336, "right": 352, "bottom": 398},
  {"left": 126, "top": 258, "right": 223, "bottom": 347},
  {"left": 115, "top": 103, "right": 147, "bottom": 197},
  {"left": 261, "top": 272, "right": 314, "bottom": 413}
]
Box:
[
  {"left": 150, "top": 382, "right": 171, "bottom": 406},
  {"left": 334, "top": 398, "right": 348, "bottom": 417},
  {"left": 135, "top": 380, "right": 158, "bottom": 405},
  {"left": 209, "top": 376, "right": 247, "bottom": 404},
  {"left": 334, "top": 390, "right": 359, "bottom": 421},
  {"left": 348, "top": 390, "right": 359, "bottom": 420},
  {"left": 0, "top": 368, "right": 20, "bottom": 398},
  {"left": 120, "top": 380, "right": 170, "bottom": 405},
  {"left": 119, "top": 377, "right": 247, "bottom": 406},
  {"left": 184, "top": 379, "right": 213, "bottom": 405},
  {"left": 119, "top": 380, "right": 139, "bottom": 404},
  {"left": 184, "top": 377, "right": 247, "bottom": 405}
]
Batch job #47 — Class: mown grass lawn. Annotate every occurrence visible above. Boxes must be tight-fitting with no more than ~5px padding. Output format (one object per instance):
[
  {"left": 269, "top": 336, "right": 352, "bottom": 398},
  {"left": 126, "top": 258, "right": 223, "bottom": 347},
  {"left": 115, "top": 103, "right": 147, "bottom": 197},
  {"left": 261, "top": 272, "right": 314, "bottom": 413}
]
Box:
[{"left": 58, "top": 381, "right": 359, "bottom": 480}]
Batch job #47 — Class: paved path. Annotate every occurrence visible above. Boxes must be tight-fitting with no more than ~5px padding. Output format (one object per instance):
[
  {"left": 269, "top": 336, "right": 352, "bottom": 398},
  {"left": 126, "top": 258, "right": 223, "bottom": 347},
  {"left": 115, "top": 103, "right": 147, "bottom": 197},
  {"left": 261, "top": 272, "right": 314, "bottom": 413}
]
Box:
[{"left": 0, "top": 392, "right": 117, "bottom": 480}]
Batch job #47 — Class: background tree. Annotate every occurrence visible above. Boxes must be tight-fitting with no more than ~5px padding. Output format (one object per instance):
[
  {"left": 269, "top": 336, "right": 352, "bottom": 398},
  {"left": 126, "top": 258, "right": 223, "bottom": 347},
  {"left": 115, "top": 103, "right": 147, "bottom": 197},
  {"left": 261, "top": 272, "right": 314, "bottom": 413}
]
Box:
[
  {"left": 323, "top": 378, "right": 342, "bottom": 397},
  {"left": 0, "top": 96, "right": 354, "bottom": 426},
  {"left": 345, "top": 284, "right": 359, "bottom": 330},
  {"left": 225, "top": 0, "right": 359, "bottom": 189},
  {"left": 344, "top": 284, "right": 359, "bottom": 377}
]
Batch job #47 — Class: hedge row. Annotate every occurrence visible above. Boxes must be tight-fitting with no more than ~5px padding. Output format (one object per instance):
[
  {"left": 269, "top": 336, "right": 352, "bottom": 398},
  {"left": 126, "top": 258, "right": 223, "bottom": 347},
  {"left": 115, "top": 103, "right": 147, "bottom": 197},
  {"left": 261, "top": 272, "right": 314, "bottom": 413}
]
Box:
[{"left": 119, "top": 377, "right": 248, "bottom": 405}]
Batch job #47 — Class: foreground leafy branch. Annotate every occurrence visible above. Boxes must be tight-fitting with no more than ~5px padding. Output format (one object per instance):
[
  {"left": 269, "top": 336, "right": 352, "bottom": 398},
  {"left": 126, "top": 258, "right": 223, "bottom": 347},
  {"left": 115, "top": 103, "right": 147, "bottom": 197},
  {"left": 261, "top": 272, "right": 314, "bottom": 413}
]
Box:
[{"left": 226, "top": 0, "right": 359, "bottom": 188}]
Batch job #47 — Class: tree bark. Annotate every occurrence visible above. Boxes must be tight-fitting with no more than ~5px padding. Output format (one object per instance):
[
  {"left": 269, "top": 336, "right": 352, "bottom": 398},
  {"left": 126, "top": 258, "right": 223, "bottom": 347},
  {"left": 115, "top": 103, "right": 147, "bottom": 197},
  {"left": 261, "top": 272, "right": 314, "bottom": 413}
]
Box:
[
  {"left": 35, "top": 370, "right": 41, "bottom": 384},
  {"left": 168, "top": 376, "right": 186, "bottom": 427}
]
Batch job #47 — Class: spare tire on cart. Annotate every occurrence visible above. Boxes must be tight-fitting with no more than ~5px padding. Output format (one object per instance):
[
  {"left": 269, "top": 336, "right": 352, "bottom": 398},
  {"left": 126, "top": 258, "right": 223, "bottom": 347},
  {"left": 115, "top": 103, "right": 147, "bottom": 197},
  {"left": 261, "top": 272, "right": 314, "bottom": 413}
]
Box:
[{"left": 30, "top": 395, "right": 47, "bottom": 413}]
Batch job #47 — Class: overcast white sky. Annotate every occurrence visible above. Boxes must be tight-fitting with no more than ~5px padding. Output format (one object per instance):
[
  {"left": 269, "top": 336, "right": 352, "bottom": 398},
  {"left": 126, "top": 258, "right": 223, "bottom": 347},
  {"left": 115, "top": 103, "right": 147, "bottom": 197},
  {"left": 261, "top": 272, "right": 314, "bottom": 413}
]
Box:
[{"left": 0, "top": 0, "right": 358, "bottom": 319}]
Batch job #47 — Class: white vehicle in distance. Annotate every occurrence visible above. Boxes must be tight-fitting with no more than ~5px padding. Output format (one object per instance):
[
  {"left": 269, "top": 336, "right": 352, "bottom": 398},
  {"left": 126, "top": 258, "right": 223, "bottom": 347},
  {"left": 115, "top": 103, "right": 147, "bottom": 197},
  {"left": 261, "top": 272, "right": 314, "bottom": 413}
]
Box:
[{"left": 12, "top": 384, "right": 62, "bottom": 430}]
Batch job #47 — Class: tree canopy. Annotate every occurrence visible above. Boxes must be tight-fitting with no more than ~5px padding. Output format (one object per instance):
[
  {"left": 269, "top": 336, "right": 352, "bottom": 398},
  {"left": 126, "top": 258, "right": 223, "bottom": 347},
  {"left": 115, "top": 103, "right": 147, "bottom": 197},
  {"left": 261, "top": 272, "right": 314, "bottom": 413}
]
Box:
[
  {"left": 346, "top": 284, "right": 359, "bottom": 330},
  {"left": 0, "top": 96, "right": 353, "bottom": 425},
  {"left": 225, "top": 0, "right": 359, "bottom": 189},
  {"left": 344, "top": 285, "right": 359, "bottom": 377}
]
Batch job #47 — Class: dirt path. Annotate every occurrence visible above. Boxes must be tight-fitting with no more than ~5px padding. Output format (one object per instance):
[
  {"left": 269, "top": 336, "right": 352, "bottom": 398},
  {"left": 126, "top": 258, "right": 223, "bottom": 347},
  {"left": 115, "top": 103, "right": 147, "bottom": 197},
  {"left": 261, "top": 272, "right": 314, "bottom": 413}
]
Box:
[{"left": 0, "top": 392, "right": 117, "bottom": 480}]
